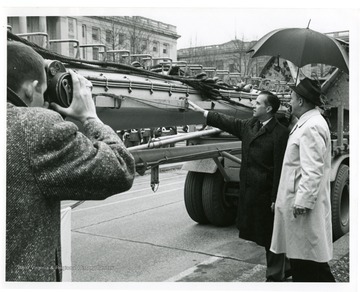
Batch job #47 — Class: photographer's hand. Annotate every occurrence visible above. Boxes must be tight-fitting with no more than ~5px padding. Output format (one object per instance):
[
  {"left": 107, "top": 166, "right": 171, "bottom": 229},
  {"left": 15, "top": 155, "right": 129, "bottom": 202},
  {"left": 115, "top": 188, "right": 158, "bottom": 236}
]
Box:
[
  {"left": 42, "top": 101, "right": 50, "bottom": 109},
  {"left": 50, "top": 70, "right": 101, "bottom": 124}
]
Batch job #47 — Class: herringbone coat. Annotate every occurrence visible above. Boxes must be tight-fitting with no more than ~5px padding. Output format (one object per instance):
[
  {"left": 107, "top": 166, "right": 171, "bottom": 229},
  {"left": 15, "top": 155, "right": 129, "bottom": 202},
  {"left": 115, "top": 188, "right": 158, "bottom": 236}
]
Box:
[
  {"left": 207, "top": 112, "right": 289, "bottom": 249},
  {"left": 6, "top": 101, "right": 135, "bottom": 281}
]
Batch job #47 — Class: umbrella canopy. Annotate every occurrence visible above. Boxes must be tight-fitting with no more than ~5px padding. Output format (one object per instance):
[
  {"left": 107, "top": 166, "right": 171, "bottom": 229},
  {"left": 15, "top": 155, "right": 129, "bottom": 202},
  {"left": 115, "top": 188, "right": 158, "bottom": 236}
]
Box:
[{"left": 247, "top": 28, "right": 349, "bottom": 74}]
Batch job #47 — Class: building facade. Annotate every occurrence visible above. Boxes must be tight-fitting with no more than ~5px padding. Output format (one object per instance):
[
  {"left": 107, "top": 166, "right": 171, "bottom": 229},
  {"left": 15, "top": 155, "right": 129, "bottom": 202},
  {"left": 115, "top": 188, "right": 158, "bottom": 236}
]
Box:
[
  {"left": 177, "top": 30, "right": 349, "bottom": 82},
  {"left": 8, "top": 16, "right": 180, "bottom": 64},
  {"left": 177, "top": 39, "right": 270, "bottom": 80}
]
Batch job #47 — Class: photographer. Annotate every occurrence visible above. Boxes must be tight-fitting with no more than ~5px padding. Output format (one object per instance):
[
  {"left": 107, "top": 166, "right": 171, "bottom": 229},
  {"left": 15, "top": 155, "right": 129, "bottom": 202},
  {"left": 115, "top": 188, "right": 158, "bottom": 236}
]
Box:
[{"left": 6, "top": 41, "right": 135, "bottom": 281}]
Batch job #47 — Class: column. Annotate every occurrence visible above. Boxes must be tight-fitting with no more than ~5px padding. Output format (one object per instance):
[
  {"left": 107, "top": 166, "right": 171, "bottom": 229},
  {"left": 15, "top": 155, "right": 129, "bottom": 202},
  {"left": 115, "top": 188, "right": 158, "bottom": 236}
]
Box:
[
  {"left": 39, "top": 17, "right": 47, "bottom": 47},
  {"left": 19, "top": 17, "right": 27, "bottom": 33}
]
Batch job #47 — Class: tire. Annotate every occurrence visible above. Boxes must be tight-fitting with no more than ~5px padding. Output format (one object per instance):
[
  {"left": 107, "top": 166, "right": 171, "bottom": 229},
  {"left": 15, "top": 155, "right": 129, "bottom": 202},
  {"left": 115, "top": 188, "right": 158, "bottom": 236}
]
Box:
[
  {"left": 184, "top": 171, "right": 209, "bottom": 224},
  {"left": 202, "top": 171, "right": 236, "bottom": 226},
  {"left": 331, "top": 164, "right": 349, "bottom": 241}
]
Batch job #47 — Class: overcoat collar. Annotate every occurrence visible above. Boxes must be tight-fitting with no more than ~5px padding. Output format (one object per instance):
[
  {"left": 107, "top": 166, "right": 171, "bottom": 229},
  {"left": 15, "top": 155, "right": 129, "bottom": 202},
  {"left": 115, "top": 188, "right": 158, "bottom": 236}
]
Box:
[
  {"left": 289, "top": 109, "right": 321, "bottom": 135},
  {"left": 7, "top": 87, "right": 28, "bottom": 107},
  {"left": 252, "top": 117, "right": 277, "bottom": 141},
  {"left": 262, "top": 117, "right": 277, "bottom": 132},
  {"left": 297, "top": 109, "right": 321, "bottom": 128}
]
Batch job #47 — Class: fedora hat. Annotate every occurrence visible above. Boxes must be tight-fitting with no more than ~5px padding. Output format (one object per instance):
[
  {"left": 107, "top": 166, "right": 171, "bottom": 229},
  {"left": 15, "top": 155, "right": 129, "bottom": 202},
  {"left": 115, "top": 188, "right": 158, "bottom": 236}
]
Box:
[{"left": 289, "top": 77, "right": 324, "bottom": 106}]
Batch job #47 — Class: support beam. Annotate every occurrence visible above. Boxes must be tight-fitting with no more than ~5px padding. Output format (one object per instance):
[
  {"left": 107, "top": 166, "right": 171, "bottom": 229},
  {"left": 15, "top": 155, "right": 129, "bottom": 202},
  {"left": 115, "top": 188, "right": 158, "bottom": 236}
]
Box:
[{"left": 130, "top": 142, "right": 241, "bottom": 167}]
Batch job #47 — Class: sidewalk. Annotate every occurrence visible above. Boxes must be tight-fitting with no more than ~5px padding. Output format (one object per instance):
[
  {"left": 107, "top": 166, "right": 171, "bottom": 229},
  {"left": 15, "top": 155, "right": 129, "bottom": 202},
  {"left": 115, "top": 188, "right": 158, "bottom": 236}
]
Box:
[
  {"left": 329, "top": 233, "right": 350, "bottom": 282},
  {"left": 245, "top": 233, "right": 350, "bottom": 282}
]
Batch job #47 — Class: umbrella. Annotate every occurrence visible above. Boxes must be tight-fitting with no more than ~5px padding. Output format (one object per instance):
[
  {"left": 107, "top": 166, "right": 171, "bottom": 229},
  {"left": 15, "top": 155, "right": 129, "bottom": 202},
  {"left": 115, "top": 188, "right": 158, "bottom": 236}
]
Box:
[{"left": 247, "top": 27, "right": 349, "bottom": 74}]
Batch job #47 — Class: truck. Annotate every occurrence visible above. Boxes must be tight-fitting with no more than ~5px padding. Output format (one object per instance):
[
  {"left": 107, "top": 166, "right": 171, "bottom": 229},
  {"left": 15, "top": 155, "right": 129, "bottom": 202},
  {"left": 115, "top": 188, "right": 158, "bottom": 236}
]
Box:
[{"left": 7, "top": 29, "right": 349, "bottom": 241}]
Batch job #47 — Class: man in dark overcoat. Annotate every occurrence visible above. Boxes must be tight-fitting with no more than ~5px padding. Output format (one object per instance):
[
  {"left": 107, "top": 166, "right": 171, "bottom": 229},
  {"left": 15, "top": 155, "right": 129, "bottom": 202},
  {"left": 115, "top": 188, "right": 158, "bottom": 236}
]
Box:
[
  {"left": 6, "top": 41, "right": 135, "bottom": 281},
  {"left": 188, "top": 91, "right": 289, "bottom": 281}
]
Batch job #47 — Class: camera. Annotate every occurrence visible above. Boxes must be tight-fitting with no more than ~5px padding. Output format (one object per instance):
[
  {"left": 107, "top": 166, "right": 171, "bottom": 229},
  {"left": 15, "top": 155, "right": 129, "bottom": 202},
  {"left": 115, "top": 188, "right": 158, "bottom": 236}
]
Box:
[{"left": 44, "top": 60, "right": 73, "bottom": 108}]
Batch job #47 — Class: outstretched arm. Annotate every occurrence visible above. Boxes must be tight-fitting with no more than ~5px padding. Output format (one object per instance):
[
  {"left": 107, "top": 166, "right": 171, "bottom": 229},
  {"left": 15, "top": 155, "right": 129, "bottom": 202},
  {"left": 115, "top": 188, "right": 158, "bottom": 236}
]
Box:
[
  {"left": 188, "top": 100, "right": 208, "bottom": 118},
  {"left": 188, "top": 100, "right": 247, "bottom": 139}
]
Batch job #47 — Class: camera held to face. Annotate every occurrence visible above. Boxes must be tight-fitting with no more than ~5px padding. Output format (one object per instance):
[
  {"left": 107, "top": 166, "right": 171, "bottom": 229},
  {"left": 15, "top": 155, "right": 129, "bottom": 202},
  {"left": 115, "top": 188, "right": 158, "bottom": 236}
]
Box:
[{"left": 44, "top": 60, "right": 72, "bottom": 108}]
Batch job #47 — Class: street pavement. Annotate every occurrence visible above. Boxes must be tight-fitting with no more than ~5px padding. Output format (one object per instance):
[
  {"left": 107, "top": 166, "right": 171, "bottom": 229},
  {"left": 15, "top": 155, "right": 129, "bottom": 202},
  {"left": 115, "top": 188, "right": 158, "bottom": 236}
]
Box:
[
  {"left": 62, "top": 164, "right": 350, "bottom": 283},
  {"left": 158, "top": 163, "right": 351, "bottom": 282}
]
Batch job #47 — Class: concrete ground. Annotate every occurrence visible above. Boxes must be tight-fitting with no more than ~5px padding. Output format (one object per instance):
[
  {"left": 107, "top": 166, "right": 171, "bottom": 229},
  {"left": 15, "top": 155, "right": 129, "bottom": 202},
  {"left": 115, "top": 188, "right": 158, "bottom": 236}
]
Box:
[
  {"left": 329, "top": 233, "right": 350, "bottom": 282},
  {"left": 157, "top": 163, "right": 350, "bottom": 282}
]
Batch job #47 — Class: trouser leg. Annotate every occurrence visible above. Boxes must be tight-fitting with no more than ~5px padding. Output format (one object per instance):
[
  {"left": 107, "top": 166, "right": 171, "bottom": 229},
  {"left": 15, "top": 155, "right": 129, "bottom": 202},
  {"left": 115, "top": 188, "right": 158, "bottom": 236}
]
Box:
[
  {"left": 265, "top": 248, "right": 288, "bottom": 281},
  {"left": 318, "top": 262, "right": 336, "bottom": 282},
  {"left": 290, "top": 258, "right": 335, "bottom": 282},
  {"left": 55, "top": 249, "right": 62, "bottom": 282}
]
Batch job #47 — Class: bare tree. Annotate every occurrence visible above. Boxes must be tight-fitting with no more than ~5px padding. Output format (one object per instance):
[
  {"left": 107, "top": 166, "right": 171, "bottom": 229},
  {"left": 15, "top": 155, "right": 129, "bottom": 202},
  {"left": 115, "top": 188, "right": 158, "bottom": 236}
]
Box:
[
  {"left": 101, "top": 16, "right": 156, "bottom": 63},
  {"left": 179, "top": 47, "right": 205, "bottom": 65},
  {"left": 178, "top": 38, "right": 259, "bottom": 78},
  {"left": 125, "top": 17, "right": 152, "bottom": 55},
  {"left": 229, "top": 38, "right": 258, "bottom": 76}
]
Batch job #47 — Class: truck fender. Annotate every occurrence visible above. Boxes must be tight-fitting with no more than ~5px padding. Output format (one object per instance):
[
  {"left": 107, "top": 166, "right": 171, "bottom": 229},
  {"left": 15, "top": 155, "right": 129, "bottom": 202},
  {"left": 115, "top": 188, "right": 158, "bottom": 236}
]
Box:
[
  {"left": 182, "top": 158, "right": 222, "bottom": 174},
  {"left": 331, "top": 154, "right": 349, "bottom": 182}
]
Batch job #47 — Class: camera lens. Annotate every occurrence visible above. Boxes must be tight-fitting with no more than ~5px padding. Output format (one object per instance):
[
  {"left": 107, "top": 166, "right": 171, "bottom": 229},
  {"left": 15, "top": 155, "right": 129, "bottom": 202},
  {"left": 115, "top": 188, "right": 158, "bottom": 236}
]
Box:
[{"left": 44, "top": 72, "right": 72, "bottom": 107}]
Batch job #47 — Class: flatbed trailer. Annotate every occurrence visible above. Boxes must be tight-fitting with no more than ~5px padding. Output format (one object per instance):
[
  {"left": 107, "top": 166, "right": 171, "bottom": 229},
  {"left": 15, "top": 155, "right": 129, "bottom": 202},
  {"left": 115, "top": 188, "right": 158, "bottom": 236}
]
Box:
[{"left": 7, "top": 29, "right": 349, "bottom": 240}]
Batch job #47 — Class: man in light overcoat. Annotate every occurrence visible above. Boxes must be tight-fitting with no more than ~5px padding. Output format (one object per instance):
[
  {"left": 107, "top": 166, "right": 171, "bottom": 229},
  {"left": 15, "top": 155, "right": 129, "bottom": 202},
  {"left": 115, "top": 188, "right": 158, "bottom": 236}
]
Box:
[{"left": 270, "top": 77, "right": 335, "bottom": 281}]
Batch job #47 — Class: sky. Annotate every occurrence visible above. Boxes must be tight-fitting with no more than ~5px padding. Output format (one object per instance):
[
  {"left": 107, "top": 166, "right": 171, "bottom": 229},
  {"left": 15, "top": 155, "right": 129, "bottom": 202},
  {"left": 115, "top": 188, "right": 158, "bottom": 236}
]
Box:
[
  {"left": 136, "top": 7, "right": 355, "bottom": 49},
  {"left": 2, "top": 2, "right": 358, "bottom": 50}
]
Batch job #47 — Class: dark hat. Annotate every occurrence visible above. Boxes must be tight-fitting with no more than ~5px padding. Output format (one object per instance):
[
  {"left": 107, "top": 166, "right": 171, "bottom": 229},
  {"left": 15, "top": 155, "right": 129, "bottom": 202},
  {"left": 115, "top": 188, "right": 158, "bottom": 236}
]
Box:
[{"left": 289, "top": 77, "right": 324, "bottom": 106}]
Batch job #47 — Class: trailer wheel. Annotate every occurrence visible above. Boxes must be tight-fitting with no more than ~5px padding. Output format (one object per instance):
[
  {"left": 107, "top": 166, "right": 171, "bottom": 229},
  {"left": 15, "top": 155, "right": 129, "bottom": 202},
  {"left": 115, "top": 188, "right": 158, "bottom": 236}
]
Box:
[
  {"left": 202, "top": 171, "right": 236, "bottom": 226},
  {"left": 331, "top": 164, "right": 349, "bottom": 241},
  {"left": 184, "top": 171, "right": 209, "bottom": 224}
]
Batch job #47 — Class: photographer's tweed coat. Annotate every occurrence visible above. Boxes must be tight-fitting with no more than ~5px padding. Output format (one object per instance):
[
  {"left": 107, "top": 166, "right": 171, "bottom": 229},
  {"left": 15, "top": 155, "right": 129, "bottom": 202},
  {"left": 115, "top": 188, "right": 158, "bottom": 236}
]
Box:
[
  {"left": 6, "top": 101, "right": 135, "bottom": 282},
  {"left": 207, "top": 112, "right": 289, "bottom": 249}
]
